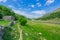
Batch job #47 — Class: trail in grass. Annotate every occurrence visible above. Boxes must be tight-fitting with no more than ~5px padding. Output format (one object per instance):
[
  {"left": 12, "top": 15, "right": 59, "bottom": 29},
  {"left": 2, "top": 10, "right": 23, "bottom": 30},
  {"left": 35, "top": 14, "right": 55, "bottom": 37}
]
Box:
[{"left": 17, "top": 23, "right": 22, "bottom": 40}]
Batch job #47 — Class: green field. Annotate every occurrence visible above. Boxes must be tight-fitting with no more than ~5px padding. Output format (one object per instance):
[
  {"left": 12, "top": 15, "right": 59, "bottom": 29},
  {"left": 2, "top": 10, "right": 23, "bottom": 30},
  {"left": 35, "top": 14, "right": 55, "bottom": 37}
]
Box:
[
  {"left": 21, "top": 21, "right": 60, "bottom": 40},
  {"left": 0, "top": 20, "right": 9, "bottom": 26},
  {"left": 0, "top": 20, "right": 60, "bottom": 40}
]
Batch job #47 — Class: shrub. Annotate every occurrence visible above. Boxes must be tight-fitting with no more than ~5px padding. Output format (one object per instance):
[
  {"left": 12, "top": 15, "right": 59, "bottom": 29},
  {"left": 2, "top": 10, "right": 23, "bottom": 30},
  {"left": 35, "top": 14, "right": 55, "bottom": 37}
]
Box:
[
  {"left": 0, "top": 13, "right": 3, "bottom": 19},
  {"left": 19, "top": 16, "right": 27, "bottom": 25},
  {"left": 2, "top": 27, "right": 13, "bottom": 40},
  {"left": 2, "top": 27, "right": 20, "bottom": 40}
]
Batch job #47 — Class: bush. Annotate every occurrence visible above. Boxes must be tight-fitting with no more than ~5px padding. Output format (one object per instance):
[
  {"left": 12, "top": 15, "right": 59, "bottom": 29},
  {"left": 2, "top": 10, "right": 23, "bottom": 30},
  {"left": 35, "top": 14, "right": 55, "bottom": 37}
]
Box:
[
  {"left": 0, "top": 13, "right": 3, "bottom": 19},
  {"left": 2, "top": 27, "right": 13, "bottom": 40},
  {"left": 19, "top": 16, "right": 27, "bottom": 25},
  {"left": 2, "top": 27, "right": 20, "bottom": 40}
]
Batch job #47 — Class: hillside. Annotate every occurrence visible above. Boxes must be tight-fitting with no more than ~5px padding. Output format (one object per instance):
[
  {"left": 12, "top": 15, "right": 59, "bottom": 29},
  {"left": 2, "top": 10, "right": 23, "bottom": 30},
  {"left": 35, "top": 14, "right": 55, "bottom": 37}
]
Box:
[
  {"left": 0, "top": 5, "right": 25, "bottom": 20},
  {"left": 36, "top": 8, "right": 60, "bottom": 20}
]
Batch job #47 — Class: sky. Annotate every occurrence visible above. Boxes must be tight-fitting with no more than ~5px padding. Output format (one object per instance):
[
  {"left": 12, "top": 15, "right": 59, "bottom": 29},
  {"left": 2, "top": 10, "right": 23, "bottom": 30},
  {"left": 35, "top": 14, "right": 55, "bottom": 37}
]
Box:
[{"left": 0, "top": 0, "right": 60, "bottom": 18}]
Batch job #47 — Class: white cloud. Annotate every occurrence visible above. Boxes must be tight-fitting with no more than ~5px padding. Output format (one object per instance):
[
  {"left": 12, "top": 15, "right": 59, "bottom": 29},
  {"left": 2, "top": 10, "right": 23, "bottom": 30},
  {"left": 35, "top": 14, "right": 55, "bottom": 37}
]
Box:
[
  {"left": 12, "top": 9, "right": 35, "bottom": 18},
  {"left": 36, "top": 3, "right": 41, "bottom": 7},
  {"left": 8, "top": 5, "right": 17, "bottom": 9},
  {"left": 31, "top": 5, "right": 35, "bottom": 8},
  {"left": 31, "top": 3, "right": 41, "bottom": 8},
  {"left": 45, "top": 0, "right": 54, "bottom": 5},
  {"left": 31, "top": 10, "right": 46, "bottom": 18},
  {"left": 12, "top": 9, "right": 26, "bottom": 15},
  {"left": 12, "top": 9, "right": 46, "bottom": 18},
  {"left": 31, "top": 10, "right": 46, "bottom": 15},
  {"left": 0, "top": 0, "right": 7, "bottom": 2},
  {"left": 8, "top": 5, "right": 14, "bottom": 8}
]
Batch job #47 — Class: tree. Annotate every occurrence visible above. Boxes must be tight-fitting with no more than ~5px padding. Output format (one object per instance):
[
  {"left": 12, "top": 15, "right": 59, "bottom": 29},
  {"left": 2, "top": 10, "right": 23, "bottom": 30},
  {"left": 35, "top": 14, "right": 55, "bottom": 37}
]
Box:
[{"left": 19, "top": 16, "right": 27, "bottom": 25}]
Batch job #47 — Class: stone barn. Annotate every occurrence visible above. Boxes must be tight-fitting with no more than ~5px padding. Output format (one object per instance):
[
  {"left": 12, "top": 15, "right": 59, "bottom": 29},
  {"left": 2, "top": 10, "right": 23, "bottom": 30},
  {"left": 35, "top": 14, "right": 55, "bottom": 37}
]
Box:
[{"left": 3, "top": 16, "right": 15, "bottom": 21}]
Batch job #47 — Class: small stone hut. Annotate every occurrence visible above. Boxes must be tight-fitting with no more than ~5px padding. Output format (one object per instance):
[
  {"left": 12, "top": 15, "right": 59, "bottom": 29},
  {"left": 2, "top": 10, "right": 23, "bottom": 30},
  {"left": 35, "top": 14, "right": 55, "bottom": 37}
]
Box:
[{"left": 3, "top": 16, "right": 15, "bottom": 21}]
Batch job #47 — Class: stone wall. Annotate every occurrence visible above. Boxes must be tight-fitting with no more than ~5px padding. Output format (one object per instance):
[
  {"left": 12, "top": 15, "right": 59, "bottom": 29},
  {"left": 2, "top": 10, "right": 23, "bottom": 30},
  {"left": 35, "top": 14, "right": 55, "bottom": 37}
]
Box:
[{"left": 3, "top": 16, "right": 15, "bottom": 21}]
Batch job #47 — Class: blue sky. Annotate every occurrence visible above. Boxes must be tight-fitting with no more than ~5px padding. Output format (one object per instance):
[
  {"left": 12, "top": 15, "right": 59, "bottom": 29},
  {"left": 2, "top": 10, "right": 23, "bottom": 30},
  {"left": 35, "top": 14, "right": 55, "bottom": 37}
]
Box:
[{"left": 0, "top": 0, "right": 60, "bottom": 18}]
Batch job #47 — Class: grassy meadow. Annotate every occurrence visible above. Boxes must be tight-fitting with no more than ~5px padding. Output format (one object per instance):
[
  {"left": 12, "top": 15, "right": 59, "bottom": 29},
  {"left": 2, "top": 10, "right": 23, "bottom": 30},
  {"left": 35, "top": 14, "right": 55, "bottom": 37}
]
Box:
[
  {"left": 0, "top": 20, "right": 60, "bottom": 40},
  {"left": 21, "top": 21, "right": 60, "bottom": 40}
]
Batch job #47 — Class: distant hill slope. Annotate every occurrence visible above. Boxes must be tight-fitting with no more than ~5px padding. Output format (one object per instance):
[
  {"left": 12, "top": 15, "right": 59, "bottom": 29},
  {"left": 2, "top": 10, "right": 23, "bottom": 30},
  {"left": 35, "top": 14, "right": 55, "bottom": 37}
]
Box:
[
  {"left": 0, "top": 5, "right": 25, "bottom": 20},
  {"left": 36, "top": 8, "right": 60, "bottom": 20}
]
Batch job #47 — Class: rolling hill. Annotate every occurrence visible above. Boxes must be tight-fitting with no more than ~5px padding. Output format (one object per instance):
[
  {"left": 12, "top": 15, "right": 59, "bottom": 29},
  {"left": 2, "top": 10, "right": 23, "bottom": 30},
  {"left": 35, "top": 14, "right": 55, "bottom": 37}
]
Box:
[{"left": 36, "top": 8, "right": 60, "bottom": 20}]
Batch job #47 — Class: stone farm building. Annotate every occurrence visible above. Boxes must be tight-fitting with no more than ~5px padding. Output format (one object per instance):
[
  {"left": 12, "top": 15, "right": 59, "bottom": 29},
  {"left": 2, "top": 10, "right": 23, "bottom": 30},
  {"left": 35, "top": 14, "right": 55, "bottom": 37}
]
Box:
[{"left": 3, "top": 16, "right": 15, "bottom": 21}]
